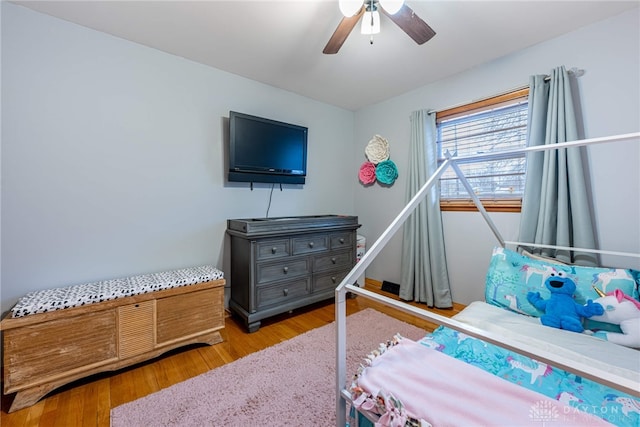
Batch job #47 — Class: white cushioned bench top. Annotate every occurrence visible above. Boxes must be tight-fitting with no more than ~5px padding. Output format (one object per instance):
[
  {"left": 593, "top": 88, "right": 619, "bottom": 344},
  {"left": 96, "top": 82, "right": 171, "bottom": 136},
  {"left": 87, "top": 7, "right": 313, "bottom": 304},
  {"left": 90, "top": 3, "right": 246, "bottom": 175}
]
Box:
[{"left": 10, "top": 265, "right": 224, "bottom": 318}]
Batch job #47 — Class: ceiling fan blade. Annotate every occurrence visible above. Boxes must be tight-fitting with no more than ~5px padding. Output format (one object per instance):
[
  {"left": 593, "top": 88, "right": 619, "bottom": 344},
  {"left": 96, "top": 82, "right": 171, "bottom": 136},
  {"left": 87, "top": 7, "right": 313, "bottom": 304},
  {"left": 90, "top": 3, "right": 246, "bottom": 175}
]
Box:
[
  {"left": 323, "top": 5, "right": 365, "bottom": 54},
  {"left": 381, "top": 4, "right": 436, "bottom": 45}
]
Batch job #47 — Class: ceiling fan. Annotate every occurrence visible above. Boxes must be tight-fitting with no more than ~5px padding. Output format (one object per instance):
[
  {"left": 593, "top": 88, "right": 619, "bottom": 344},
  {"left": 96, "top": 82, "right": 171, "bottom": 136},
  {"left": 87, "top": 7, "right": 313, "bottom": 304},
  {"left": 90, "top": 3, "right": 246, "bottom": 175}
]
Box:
[{"left": 323, "top": 0, "right": 436, "bottom": 54}]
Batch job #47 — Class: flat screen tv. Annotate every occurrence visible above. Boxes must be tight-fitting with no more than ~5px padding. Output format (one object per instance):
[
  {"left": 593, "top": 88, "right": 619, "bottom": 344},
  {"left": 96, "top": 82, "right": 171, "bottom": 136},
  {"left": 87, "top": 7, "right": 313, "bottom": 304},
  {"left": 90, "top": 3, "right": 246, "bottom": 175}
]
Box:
[{"left": 228, "top": 111, "right": 308, "bottom": 185}]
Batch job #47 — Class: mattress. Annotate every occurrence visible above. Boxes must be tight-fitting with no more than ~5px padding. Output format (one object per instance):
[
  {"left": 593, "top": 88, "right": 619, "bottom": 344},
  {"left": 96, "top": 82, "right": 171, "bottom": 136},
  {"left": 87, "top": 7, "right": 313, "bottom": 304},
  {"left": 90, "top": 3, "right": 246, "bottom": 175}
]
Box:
[{"left": 452, "top": 301, "right": 640, "bottom": 381}]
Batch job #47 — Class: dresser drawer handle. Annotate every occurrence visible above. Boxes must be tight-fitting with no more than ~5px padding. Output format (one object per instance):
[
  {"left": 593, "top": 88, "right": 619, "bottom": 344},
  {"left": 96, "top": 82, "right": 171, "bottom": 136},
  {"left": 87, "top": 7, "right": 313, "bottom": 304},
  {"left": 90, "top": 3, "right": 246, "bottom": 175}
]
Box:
[
  {"left": 331, "top": 257, "right": 337, "bottom": 264},
  {"left": 283, "top": 288, "right": 289, "bottom": 296},
  {"left": 339, "top": 238, "right": 345, "bottom": 244},
  {"left": 283, "top": 266, "right": 289, "bottom": 273},
  {"left": 331, "top": 276, "right": 337, "bottom": 283},
  {"left": 271, "top": 247, "right": 277, "bottom": 254},
  {"left": 308, "top": 242, "right": 314, "bottom": 248}
]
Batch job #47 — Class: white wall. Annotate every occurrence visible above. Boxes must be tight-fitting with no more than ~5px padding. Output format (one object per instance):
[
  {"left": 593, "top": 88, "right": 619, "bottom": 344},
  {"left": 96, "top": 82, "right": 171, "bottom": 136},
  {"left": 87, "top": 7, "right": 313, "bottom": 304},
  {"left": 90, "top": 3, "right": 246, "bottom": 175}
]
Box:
[
  {"left": 2, "top": 4, "right": 638, "bottom": 315},
  {"left": 0, "top": 3, "right": 356, "bottom": 314},
  {"left": 354, "top": 8, "right": 640, "bottom": 305}
]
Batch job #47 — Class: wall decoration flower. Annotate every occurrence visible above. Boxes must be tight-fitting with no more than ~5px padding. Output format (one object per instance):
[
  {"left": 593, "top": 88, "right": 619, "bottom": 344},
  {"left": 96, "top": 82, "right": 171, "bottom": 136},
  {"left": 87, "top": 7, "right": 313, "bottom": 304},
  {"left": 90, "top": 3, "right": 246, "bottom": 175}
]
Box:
[
  {"left": 358, "top": 161, "right": 377, "bottom": 185},
  {"left": 364, "top": 135, "right": 390, "bottom": 164},
  {"left": 375, "top": 160, "right": 398, "bottom": 185},
  {"left": 359, "top": 135, "right": 399, "bottom": 187}
]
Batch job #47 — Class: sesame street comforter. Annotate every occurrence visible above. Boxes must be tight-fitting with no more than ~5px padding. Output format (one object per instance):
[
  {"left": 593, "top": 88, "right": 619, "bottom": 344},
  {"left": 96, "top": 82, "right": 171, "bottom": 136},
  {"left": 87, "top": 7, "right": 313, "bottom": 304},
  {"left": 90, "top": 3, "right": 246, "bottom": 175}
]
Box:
[{"left": 350, "top": 302, "right": 640, "bottom": 427}]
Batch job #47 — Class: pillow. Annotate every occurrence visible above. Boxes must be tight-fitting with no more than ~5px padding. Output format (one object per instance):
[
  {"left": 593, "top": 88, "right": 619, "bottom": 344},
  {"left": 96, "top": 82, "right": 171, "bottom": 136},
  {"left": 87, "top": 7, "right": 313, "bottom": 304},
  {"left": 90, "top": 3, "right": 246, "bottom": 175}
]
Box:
[{"left": 484, "top": 247, "right": 639, "bottom": 319}]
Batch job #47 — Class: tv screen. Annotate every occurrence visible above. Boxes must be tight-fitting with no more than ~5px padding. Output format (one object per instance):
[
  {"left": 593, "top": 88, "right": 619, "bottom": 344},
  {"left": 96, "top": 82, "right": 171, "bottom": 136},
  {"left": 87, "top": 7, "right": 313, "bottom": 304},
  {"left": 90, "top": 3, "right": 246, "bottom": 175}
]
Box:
[{"left": 228, "top": 111, "right": 308, "bottom": 184}]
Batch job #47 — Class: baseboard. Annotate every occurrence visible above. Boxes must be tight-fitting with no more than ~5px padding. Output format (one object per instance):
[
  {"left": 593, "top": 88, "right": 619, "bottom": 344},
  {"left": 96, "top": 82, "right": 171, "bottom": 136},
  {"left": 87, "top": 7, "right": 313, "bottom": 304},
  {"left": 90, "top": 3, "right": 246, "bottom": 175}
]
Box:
[
  {"left": 365, "top": 278, "right": 400, "bottom": 295},
  {"left": 364, "top": 278, "right": 378, "bottom": 288}
]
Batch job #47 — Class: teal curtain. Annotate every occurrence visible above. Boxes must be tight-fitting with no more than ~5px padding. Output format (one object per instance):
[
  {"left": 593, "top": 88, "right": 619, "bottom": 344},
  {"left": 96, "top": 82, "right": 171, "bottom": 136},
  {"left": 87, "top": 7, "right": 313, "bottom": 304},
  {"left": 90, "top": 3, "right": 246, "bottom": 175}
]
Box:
[
  {"left": 519, "top": 66, "right": 597, "bottom": 265},
  {"left": 400, "top": 110, "right": 452, "bottom": 307}
]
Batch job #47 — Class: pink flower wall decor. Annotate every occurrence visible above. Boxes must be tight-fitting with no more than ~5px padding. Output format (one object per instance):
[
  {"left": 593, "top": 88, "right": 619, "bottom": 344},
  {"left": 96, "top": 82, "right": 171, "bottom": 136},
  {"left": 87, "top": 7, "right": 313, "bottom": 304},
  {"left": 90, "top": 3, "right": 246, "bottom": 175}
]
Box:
[{"left": 358, "top": 161, "right": 377, "bottom": 185}]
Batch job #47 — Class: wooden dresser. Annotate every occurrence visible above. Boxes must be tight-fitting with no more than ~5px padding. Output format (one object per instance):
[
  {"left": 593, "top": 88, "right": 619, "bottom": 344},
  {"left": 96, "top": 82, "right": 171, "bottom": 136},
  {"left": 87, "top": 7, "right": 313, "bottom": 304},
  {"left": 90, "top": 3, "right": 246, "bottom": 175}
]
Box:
[
  {"left": 1, "top": 278, "right": 225, "bottom": 413},
  {"left": 227, "top": 215, "right": 359, "bottom": 332}
]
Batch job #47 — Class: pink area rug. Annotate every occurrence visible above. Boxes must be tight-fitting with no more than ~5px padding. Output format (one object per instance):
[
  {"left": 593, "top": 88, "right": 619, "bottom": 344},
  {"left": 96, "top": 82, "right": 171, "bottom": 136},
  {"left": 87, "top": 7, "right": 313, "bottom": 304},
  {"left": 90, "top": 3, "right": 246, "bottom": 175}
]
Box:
[{"left": 110, "top": 308, "right": 427, "bottom": 426}]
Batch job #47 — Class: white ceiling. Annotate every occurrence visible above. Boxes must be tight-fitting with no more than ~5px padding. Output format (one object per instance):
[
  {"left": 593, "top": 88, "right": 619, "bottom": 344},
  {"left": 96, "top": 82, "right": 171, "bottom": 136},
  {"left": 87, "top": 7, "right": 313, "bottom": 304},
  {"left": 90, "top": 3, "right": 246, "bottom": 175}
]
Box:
[{"left": 14, "top": 1, "right": 639, "bottom": 111}]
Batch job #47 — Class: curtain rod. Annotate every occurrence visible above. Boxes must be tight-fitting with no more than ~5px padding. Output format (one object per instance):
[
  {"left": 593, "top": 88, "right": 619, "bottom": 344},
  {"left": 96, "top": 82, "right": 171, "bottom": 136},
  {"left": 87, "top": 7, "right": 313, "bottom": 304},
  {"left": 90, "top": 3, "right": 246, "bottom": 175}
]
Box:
[
  {"left": 427, "top": 67, "right": 585, "bottom": 115},
  {"left": 544, "top": 66, "right": 585, "bottom": 81}
]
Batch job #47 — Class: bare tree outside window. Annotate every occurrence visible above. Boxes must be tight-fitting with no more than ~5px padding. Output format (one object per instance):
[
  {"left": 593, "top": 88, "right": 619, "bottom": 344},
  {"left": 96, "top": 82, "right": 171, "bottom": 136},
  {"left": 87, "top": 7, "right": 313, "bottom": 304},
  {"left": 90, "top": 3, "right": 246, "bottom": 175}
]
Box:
[{"left": 436, "top": 89, "right": 529, "bottom": 212}]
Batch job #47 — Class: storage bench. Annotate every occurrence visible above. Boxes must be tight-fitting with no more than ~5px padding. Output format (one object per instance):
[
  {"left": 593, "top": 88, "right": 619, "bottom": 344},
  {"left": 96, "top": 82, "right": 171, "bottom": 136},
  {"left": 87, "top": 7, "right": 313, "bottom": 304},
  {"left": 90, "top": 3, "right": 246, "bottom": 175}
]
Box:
[{"left": 0, "top": 265, "right": 225, "bottom": 413}]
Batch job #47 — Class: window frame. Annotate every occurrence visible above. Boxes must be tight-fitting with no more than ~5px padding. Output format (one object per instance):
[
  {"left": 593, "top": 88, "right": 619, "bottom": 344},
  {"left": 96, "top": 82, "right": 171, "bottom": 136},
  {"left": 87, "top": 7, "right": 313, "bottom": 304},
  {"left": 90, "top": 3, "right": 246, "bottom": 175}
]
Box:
[{"left": 436, "top": 88, "right": 530, "bottom": 213}]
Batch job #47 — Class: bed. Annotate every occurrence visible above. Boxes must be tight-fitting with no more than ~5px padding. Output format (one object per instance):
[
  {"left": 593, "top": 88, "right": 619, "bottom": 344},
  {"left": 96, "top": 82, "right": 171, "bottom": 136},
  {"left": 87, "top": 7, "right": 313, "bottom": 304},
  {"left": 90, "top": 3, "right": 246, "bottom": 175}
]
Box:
[{"left": 335, "top": 133, "right": 640, "bottom": 427}]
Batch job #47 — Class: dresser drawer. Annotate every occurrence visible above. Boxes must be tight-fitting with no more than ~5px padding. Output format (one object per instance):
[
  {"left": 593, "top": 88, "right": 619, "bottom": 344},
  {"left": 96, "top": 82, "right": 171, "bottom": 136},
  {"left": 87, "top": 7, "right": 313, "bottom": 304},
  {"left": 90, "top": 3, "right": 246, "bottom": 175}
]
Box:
[
  {"left": 313, "top": 249, "right": 354, "bottom": 273},
  {"left": 257, "top": 278, "right": 311, "bottom": 309},
  {"left": 256, "top": 258, "right": 310, "bottom": 284},
  {"left": 255, "top": 238, "right": 290, "bottom": 261},
  {"left": 313, "top": 269, "right": 349, "bottom": 293},
  {"left": 292, "top": 234, "right": 329, "bottom": 255},
  {"left": 330, "top": 232, "right": 354, "bottom": 250}
]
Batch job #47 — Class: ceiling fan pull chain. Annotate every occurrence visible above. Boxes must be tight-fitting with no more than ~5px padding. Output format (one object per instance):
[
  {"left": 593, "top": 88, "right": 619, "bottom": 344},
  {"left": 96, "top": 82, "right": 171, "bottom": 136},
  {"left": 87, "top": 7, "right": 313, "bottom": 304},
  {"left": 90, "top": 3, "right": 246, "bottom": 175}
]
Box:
[{"left": 369, "top": 0, "right": 375, "bottom": 45}]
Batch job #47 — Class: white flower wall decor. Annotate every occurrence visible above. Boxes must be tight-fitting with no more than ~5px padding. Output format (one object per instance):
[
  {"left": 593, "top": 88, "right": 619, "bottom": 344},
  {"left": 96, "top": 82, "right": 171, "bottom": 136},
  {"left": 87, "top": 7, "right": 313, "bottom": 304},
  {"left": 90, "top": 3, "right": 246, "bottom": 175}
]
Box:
[{"left": 364, "top": 135, "right": 390, "bottom": 164}]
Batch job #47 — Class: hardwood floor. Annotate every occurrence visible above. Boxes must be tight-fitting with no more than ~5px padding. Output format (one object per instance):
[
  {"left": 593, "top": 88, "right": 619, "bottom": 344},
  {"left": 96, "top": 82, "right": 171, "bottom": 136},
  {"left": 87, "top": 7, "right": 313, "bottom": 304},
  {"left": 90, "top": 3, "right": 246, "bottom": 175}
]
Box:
[{"left": 1, "top": 283, "right": 463, "bottom": 426}]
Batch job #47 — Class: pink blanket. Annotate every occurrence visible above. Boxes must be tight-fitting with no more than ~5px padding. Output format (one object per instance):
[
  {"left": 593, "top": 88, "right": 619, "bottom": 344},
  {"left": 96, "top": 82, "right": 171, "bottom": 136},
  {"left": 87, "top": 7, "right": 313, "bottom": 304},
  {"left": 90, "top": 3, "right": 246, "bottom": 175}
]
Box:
[{"left": 353, "top": 339, "right": 613, "bottom": 427}]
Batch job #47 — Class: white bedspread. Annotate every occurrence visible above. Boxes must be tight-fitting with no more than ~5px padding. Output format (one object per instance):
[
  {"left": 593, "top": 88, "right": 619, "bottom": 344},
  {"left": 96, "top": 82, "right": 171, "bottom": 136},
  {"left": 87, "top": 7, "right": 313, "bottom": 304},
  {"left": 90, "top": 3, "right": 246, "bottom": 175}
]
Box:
[{"left": 453, "top": 301, "right": 640, "bottom": 383}]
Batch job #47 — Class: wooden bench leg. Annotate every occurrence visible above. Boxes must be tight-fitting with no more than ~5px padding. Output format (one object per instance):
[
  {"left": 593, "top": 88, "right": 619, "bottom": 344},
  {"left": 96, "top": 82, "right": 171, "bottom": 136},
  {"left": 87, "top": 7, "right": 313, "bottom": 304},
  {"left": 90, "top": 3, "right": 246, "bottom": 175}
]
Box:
[{"left": 8, "top": 383, "right": 57, "bottom": 413}]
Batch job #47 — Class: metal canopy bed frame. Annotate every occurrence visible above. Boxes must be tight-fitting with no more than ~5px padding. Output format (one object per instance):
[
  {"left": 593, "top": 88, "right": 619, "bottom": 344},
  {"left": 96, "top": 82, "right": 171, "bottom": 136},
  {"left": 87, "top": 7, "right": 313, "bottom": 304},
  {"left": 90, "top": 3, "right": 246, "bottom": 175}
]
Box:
[{"left": 335, "top": 132, "right": 640, "bottom": 427}]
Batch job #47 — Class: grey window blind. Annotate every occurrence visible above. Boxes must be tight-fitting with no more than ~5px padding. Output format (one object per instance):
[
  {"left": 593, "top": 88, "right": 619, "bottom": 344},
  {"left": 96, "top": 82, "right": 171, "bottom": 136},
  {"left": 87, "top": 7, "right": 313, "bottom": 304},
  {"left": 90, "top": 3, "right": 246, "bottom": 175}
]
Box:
[{"left": 437, "top": 101, "right": 528, "bottom": 199}]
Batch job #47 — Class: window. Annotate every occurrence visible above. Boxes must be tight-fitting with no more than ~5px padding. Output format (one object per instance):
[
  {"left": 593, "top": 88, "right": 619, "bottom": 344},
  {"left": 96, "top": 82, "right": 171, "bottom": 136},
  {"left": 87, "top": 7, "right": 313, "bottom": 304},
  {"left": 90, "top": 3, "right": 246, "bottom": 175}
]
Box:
[{"left": 436, "top": 88, "right": 529, "bottom": 212}]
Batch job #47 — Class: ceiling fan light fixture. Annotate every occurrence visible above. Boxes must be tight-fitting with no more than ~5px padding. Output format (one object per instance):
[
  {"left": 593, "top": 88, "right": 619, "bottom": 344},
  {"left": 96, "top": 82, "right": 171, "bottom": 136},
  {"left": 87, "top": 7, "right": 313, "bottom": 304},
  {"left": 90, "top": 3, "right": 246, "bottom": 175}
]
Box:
[
  {"left": 379, "top": 0, "right": 404, "bottom": 15},
  {"left": 339, "top": 0, "right": 363, "bottom": 17},
  {"left": 360, "top": 10, "right": 381, "bottom": 35},
  {"left": 324, "top": 0, "right": 435, "bottom": 54}
]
